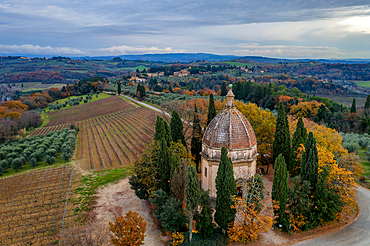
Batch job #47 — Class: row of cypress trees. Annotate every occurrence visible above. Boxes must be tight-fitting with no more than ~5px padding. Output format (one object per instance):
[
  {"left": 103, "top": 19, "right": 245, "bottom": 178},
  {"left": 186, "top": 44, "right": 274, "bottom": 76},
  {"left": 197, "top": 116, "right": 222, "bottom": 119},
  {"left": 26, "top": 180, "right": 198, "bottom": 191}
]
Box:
[{"left": 272, "top": 102, "right": 343, "bottom": 231}]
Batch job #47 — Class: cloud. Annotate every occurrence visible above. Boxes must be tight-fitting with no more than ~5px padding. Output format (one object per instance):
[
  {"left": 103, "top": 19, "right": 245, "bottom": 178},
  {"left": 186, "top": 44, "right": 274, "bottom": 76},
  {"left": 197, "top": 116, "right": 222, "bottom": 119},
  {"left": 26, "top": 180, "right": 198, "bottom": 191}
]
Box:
[
  {"left": 0, "top": 44, "right": 84, "bottom": 56},
  {"left": 0, "top": 1, "right": 370, "bottom": 58},
  {"left": 234, "top": 44, "right": 345, "bottom": 58},
  {"left": 0, "top": 44, "right": 183, "bottom": 56}
]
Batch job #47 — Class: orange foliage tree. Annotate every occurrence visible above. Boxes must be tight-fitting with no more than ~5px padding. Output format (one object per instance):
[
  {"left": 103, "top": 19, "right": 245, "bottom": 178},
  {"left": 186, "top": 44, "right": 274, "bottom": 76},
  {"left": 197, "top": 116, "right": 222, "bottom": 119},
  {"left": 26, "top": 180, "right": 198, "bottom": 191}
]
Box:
[
  {"left": 228, "top": 197, "right": 273, "bottom": 243},
  {"left": 289, "top": 100, "right": 326, "bottom": 118},
  {"left": 109, "top": 211, "right": 147, "bottom": 246}
]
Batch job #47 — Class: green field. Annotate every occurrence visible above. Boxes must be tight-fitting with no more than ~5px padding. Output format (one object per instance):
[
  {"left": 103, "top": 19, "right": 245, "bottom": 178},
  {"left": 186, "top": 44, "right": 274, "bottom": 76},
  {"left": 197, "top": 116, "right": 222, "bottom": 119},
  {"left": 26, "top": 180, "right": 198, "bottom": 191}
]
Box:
[
  {"left": 355, "top": 81, "right": 370, "bottom": 87},
  {"left": 316, "top": 94, "right": 367, "bottom": 108},
  {"left": 14, "top": 82, "right": 68, "bottom": 92},
  {"left": 123, "top": 65, "right": 149, "bottom": 71},
  {"left": 221, "top": 61, "right": 250, "bottom": 67},
  {"left": 47, "top": 93, "right": 112, "bottom": 112}
]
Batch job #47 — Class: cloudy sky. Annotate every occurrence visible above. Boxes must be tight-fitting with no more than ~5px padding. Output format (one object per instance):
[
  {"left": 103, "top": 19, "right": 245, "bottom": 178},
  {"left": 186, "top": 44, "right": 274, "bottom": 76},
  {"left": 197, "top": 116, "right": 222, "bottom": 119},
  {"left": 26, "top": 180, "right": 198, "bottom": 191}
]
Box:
[{"left": 1, "top": 0, "right": 370, "bottom": 58}]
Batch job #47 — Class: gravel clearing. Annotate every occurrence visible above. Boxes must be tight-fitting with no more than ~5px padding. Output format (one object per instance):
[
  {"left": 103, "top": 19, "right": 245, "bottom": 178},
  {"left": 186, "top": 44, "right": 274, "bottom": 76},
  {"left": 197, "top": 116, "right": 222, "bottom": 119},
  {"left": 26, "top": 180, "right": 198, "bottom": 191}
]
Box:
[{"left": 94, "top": 178, "right": 168, "bottom": 246}]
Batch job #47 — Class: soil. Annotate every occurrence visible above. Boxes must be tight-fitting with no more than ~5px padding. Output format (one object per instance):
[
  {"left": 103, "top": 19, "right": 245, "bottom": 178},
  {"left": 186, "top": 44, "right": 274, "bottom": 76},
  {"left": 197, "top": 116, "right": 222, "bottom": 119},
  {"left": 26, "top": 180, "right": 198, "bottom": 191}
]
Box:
[{"left": 94, "top": 178, "right": 169, "bottom": 246}]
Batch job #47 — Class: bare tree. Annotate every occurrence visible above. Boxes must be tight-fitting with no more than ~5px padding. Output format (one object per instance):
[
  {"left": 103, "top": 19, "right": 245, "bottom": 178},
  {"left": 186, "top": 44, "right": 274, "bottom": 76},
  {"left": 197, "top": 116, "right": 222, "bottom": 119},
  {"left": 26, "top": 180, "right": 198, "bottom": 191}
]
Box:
[{"left": 61, "top": 220, "right": 110, "bottom": 246}]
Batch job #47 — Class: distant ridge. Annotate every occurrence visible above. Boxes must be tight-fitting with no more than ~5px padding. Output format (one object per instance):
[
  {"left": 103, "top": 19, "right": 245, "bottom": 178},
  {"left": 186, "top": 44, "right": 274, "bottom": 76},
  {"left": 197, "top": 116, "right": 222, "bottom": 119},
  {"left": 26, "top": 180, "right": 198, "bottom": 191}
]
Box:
[
  {"left": 238, "top": 56, "right": 370, "bottom": 64},
  {"left": 78, "top": 53, "right": 240, "bottom": 62}
]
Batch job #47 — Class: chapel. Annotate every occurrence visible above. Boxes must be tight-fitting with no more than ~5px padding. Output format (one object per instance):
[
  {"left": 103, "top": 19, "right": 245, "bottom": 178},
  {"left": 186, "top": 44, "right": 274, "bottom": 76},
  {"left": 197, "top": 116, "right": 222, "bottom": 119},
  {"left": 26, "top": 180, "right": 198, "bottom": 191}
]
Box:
[{"left": 201, "top": 90, "right": 258, "bottom": 197}]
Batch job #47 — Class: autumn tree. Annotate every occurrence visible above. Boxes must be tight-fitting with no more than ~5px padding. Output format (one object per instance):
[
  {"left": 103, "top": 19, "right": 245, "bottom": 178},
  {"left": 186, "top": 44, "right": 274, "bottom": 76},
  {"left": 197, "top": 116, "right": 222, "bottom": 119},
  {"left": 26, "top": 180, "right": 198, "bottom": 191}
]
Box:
[
  {"left": 289, "top": 100, "right": 325, "bottom": 118},
  {"left": 290, "top": 117, "right": 307, "bottom": 175},
  {"left": 195, "top": 190, "right": 215, "bottom": 238},
  {"left": 170, "top": 110, "right": 186, "bottom": 147},
  {"left": 109, "top": 211, "right": 147, "bottom": 246},
  {"left": 273, "top": 102, "right": 291, "bottom": 167},
  {"left": 350, "top": 98, "right": 357, "bottom": 113},
  {"left": 207, "top": 94, "right": 216, "bottom": 125},
  {"left": 228, "top": 197, "right": 273, "bottom": 243},
  {"left": 272, "top": 154, "right": 288, "bottom": 227},
  {"left": 191, "top": 103, "right": 203, "bottom": 171},
  {"left": 215, "top": 147, "right": 237, "bottom": 233},
  {"left": 129, "top": 142, "right": 160, "bottom": 200},
  {"left": 185, "top": 165, "right": 201, "bottom": 242},
  {"left": 300, "top": 132, "right": 319, "bottom": 193}
]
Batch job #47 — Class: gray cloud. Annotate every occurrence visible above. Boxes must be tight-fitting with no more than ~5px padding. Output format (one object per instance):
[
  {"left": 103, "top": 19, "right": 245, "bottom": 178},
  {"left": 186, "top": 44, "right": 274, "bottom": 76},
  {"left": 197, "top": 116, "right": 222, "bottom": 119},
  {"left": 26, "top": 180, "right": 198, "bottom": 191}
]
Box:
[{"left": 0, "top": 1, "right": 370, "bottom": 58}]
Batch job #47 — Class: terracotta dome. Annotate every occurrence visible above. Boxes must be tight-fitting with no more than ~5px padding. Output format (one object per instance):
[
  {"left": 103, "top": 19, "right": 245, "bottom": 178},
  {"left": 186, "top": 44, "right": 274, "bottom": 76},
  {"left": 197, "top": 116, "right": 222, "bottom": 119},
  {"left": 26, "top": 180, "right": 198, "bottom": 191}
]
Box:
[{"left": 202, "top": 90, "right": 257, "bottom": 150}]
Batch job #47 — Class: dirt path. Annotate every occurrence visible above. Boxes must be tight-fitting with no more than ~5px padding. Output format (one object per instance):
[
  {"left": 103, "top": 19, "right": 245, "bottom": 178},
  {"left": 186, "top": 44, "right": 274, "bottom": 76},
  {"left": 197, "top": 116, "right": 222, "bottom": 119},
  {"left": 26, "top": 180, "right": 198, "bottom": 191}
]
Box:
[{"left": 94, "top": 178, "right": 168, "bottom": 246}]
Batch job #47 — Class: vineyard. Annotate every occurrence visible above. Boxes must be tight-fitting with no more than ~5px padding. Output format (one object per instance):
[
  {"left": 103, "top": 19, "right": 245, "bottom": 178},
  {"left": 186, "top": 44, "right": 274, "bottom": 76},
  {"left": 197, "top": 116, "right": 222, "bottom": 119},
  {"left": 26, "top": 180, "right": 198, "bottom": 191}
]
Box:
[
  {"left": 46, "top": 96, "right": 135, "bottom": 127},
  {"left": 30, "top": 95, "right": 159, "bottom": 171},
  {"left": 75, "top": 106, "right": 158, "bottom": 170},
  {"left": 0, "top": 166, "right": 76, "bottom": 245}
]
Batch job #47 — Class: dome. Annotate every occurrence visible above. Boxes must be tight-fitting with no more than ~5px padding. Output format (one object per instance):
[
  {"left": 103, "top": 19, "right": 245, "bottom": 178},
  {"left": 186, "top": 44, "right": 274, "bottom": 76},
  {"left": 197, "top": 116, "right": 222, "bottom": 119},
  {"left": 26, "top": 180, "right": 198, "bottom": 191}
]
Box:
[{"left": 203, "top": 90, "right": 257, "bottom": 150}]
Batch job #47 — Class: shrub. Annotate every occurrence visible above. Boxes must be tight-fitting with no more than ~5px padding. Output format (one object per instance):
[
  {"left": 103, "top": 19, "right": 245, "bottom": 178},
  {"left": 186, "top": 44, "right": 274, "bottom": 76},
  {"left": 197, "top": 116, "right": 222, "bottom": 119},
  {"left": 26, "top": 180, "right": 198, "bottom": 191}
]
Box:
[{"left": 343, "top": 141, "right": 360, "bottom": 153}]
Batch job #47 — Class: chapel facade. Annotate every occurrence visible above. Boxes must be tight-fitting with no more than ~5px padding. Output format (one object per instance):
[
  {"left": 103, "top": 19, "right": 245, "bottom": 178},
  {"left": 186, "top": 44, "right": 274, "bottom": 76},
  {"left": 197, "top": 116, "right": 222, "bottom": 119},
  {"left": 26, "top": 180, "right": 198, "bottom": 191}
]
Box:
[{"left": 201, "top": 90, "right": 258, "bottom": 197}]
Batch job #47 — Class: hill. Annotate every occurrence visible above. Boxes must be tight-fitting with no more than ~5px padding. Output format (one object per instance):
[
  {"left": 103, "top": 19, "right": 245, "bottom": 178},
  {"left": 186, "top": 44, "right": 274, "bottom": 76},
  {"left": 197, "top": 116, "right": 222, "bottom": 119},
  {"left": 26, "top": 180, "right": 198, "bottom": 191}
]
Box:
[{"left": 79, "top": 53, "right": 240, "bottom": 62}]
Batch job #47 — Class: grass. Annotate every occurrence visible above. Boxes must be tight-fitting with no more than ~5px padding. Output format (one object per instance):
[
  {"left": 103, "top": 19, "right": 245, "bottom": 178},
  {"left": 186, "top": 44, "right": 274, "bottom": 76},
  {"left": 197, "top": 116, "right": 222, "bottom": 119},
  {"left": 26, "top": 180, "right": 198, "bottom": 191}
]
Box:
[
  {"left": 354, "top": 81, "right": 370, "bottom": 87},
  {"left": 47, "top": 93, "right": 112, "bottom": 112},
  {"left": 73, "top": 167, "right": 132, "bottom": 220},
  {"left": 21, "top": 83, "right": 67, "bottom": 92},
  {"left": 221, "top": 61, "right": 250, "bottom": 67},
  {"left": 123, "top": 65, "right": 149, "bottom": 71},
  {"left": 358, "top": 149, "right": 370, "bottom": 176},
  {"left": 1, "top": 153, "right": 68, "bottom": 178}
]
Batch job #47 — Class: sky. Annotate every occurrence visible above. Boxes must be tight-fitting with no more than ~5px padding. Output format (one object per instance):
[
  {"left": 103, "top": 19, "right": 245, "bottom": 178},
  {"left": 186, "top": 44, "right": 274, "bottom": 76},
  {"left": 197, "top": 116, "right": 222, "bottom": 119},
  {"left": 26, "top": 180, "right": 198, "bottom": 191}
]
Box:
[{"left": 1, "top": 0, "right": 370, "bottom": 58}]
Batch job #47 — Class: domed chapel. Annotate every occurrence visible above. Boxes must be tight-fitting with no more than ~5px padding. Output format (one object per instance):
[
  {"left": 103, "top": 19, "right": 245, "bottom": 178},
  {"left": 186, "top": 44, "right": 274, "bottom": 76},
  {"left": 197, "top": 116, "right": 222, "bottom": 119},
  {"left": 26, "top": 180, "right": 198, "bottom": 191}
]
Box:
[{"left": 201, "top": 90, "right": 258, "bottom": 197}]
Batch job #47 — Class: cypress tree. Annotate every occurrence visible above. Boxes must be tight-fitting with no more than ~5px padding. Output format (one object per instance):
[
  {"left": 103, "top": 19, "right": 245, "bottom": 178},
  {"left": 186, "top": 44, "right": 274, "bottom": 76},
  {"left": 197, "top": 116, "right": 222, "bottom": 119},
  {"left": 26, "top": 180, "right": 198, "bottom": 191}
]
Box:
[
  {"left": 154, "top": 116, "right": 172, "bottom": 146},
  {"left": 195, "top": 190, "right": 214, "bottom": 238},
  {"left": 290, "top": 117, "right": 307, "bottom": 176},
  {"left": 158, "top": 138, "right": 172, "bottom": 195},
  {"left": 207, "top": 94, "right": 217, "bottom": 125},
  {"left": 221, "top": 82, "right": 227, "bottom": 96},
  {"left": 117, "top": 82, "right": 121, "bottom": 95},
  {"left": 272, "top": 154, "right": 288, "bottom": 226},
  {"left": 215, "top": 147, "right": 237, "bottom": 233},
  {"left": 300, "top": 132, "right": 319, "bottom": 193},
  {"left": 365, "top": 95, "right": 370, "bottom": 116},
  {"left": 163, "top": 119, "right": 172, "bottom": 147},
  {"left": 272, "top": 102, "right": 291, "bottom": 167},
  {"left": 185, "top": 165, "right": 201, "bottom": 242},
  {"left": 350, "top": 98, "right": 357, "bottom": 113},
  {"left": 191, "top": 103, "right": 203, "bottom": 172},
  {"left": 170, "top": 111, "right": 186, "bottom": 147},
  {"left": 154, "top": 116, "right": 164, "bottom": 141},
  {"left": 311, "top": 165, "right": 343, "bottom": 228}
]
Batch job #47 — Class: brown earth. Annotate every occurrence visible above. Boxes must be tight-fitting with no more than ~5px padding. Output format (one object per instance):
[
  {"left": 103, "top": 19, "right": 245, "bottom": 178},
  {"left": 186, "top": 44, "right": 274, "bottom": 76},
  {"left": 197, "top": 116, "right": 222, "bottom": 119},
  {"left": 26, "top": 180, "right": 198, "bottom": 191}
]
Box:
[{"left": 94, "top": 178, "right": 169, "bottom": 246}]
